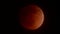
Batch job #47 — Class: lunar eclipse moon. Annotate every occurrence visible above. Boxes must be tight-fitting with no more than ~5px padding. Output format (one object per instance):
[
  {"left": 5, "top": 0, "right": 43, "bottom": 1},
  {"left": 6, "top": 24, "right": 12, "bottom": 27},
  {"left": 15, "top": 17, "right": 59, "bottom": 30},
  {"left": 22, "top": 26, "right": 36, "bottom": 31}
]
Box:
[{"left": 19, "top": 5, "right": 44, "bottom": 30}]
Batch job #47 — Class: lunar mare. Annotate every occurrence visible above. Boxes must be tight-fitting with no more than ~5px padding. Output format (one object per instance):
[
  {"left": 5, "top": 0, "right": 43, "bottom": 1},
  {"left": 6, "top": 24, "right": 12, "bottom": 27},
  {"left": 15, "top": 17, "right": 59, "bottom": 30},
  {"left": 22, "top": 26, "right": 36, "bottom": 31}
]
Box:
[{"left": 20, "top": 5, "right": 44, "bottom": 30}]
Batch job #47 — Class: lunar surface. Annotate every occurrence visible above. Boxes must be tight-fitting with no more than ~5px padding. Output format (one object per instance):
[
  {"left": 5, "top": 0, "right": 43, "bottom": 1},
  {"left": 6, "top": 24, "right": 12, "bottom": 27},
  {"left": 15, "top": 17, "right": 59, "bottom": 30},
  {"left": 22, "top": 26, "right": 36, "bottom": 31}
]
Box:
[{"left": 19, "top": 5, "right": 44, "bottom": 30}]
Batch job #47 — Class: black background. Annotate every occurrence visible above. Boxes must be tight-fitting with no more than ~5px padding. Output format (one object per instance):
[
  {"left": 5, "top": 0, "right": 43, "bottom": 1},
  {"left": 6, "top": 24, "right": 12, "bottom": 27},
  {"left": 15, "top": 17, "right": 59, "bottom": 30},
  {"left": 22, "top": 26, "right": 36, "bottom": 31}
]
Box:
[
  {"left": 1, "top": 0, "right": 56, "bottom": 34},
  {"left": 15, "top": 0, "right": 56, "bottom": 34}
]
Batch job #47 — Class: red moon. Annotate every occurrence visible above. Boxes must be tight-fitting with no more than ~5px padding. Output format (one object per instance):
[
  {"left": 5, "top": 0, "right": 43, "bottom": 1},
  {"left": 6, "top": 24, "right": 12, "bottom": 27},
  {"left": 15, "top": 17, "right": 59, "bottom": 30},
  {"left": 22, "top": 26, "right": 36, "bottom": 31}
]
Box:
[{"left": 20, "top": 5, "right": 44, "bottom": 30}]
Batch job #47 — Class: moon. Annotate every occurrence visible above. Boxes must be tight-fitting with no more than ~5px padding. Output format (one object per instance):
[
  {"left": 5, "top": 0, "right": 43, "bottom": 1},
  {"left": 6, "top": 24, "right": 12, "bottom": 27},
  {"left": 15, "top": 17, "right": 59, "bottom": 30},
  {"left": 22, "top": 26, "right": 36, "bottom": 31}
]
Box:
[{"left": 19, "top": 5, "right": 44, "bottom": 30}]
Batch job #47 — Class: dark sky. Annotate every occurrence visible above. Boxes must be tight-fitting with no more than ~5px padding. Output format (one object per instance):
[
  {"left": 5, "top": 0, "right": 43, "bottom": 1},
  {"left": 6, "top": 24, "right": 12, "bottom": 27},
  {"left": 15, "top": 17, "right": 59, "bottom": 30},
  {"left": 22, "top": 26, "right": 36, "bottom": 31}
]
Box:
[
  {"left": 15, "top": 0, "right": 56, "bottom": 34},
  {"left": 0, "top": 0, "right": 56, "bottom": 34}
]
